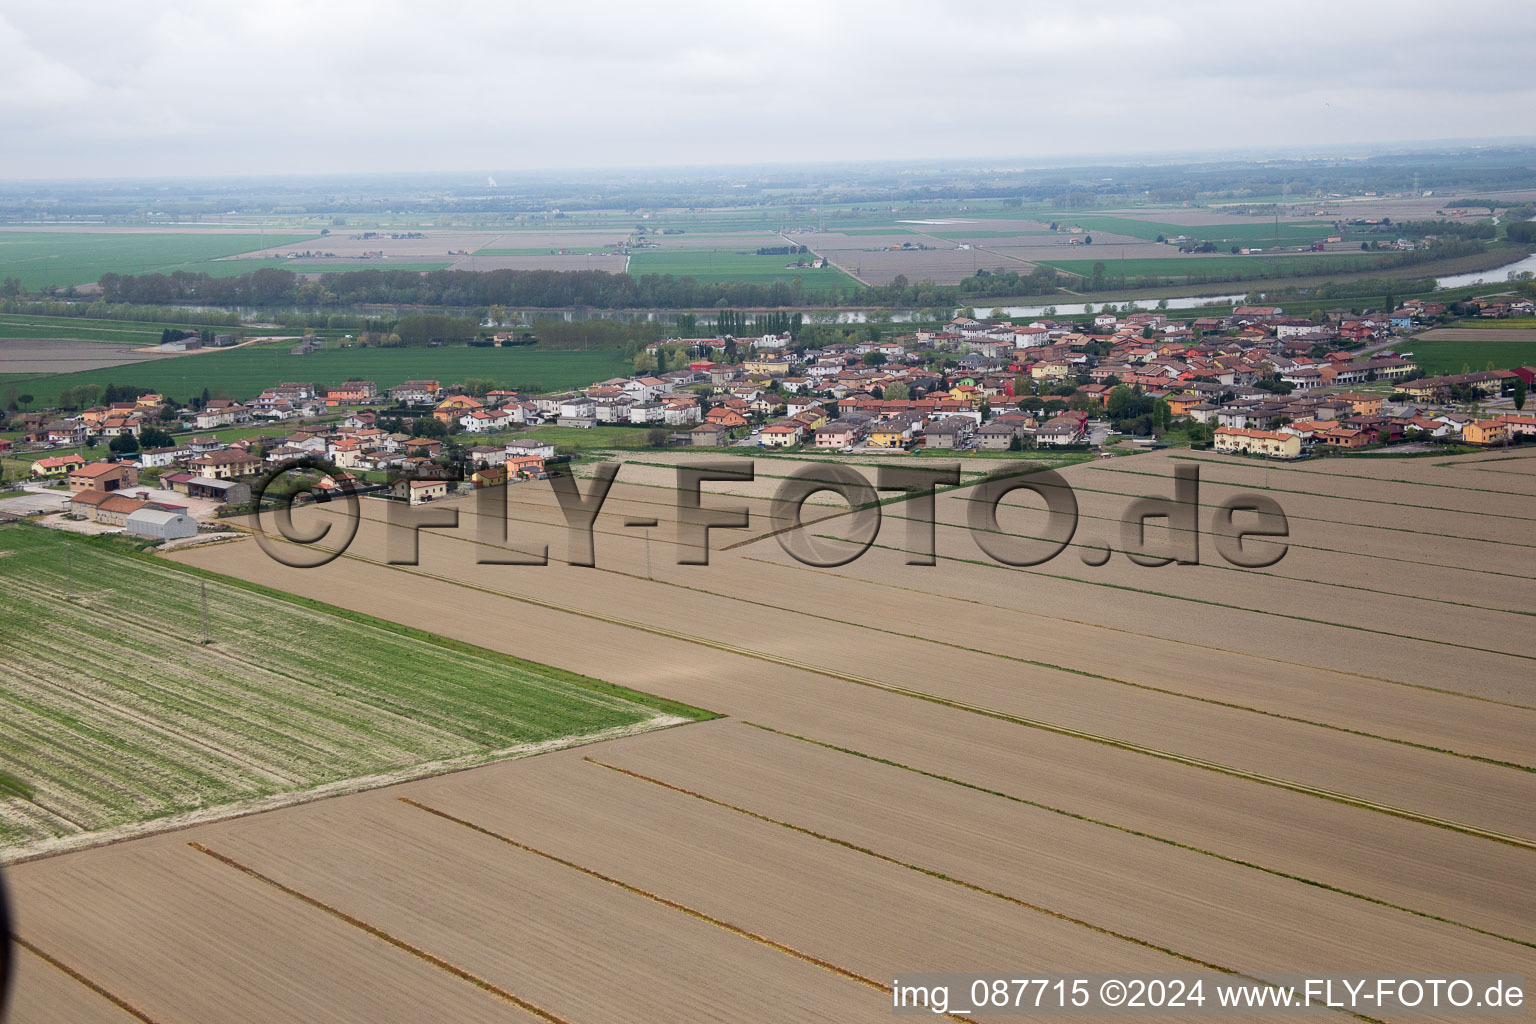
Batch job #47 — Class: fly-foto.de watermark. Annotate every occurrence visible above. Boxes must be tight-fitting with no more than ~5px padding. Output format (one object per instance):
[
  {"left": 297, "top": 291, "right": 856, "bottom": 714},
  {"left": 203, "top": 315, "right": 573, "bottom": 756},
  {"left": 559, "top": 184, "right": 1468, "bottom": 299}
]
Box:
[{"left": 251, "top": 459, "right": 1289, "bottom": 572}]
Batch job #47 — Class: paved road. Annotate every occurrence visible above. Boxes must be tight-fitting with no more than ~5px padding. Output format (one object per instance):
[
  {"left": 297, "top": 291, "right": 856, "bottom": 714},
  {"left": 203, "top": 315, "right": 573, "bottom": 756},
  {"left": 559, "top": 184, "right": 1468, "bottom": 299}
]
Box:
[{"left": 0, "top": 491, "right": 68, "bottom": 516}]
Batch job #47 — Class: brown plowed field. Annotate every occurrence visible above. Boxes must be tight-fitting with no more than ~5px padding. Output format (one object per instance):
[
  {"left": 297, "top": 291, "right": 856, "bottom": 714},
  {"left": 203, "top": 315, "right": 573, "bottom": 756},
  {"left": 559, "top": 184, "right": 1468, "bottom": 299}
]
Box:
[{"left": 8, "top": 448, "right": 1535, "bottom": 1021}]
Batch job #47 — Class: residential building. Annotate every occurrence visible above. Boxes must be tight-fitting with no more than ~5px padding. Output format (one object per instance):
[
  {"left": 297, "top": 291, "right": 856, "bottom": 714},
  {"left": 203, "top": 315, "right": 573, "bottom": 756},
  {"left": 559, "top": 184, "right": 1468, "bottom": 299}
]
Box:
[{"left": 1213, "top": 427, "right": 1302, "bottom": 459}]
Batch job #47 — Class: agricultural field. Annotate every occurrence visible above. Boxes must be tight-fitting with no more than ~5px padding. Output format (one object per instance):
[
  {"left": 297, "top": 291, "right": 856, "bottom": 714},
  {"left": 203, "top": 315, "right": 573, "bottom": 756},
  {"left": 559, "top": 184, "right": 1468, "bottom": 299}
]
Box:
[
  {"left": 6, "top": 341, "right": 632, "bottom": 408},
  {"left": 1399, "top": 329, "right": 1536, "bottom": 374},
  {"left": 0, "top": 229, "right": 317, "bottom": 290},
  {"left": 627, "top": 250, "right": 860, "bottom": 295},
  {"left": 0, "top": 339, "right": 180, "bottom": 374},
  {"left": 1041, "top": 252, "right": 1388, "bottom": 281},
  {"left": 0, "top": 312, "right": 296, "bottom": 345},
  {"left": 7, "top": 447, "right": 1526, "bottom": 1020},
  {"left": 0, "top": 524, "right": 701, "bottom": 854},
  {"left": 1048, "top": 214, "right": 1336, "bottom": 244}
]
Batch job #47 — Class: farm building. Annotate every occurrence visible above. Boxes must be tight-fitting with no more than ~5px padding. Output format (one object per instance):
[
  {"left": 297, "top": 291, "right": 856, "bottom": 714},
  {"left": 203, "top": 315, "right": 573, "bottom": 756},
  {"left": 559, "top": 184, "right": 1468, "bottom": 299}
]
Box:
[
  {"left": 186, "top": 477, "right": 252, "bottom": 504},
  {"left": 125, "top": 507, "right": 199, "bottom": 541}
]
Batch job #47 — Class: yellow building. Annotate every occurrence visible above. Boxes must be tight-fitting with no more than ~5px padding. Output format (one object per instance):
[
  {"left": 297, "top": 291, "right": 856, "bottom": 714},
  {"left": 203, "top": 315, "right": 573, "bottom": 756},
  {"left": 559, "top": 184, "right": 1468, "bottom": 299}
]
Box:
[
  {"left": 1214, "top": 427, "right": 1302, "bottom": 459},
  {"left": 433, "top": 395, "right": 482, "bottom": 424},
  {"left": 744, "top": 358, "right": 791, "bottom": 377},
  {"left": 1463, "top": 419, "right": 1509, "bottom": 446},
  {"left": 1335, "top": 393, "right": 1384, "bottom": 416}
]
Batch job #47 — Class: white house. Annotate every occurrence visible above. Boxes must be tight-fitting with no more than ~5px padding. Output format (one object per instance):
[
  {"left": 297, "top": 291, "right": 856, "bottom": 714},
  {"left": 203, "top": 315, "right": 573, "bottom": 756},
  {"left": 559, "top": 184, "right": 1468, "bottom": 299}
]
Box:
[
  {"left": 461, "top": 409, "right": 513, "bottom": 433},
  {"left": 505, "top": 439, "right": 555, "bottom": 460}
]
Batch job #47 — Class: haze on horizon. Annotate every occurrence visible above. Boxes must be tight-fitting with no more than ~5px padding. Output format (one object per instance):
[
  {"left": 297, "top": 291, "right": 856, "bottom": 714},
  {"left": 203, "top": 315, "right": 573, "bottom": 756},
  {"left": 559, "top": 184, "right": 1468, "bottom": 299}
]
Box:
[{"left": 2, "top": 0, "right": 1534, "bottom": 181}]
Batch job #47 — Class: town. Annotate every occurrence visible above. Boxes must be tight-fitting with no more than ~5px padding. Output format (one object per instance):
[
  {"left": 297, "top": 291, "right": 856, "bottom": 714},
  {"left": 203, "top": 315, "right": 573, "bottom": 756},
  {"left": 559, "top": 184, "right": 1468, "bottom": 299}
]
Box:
[{"left": 2, "top": 293, "right": 1533, "bottom": 540}]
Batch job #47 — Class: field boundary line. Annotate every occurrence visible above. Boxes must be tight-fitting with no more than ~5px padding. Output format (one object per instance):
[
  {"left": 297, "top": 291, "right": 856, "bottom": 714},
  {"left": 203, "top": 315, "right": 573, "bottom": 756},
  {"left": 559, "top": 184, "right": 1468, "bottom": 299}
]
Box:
[
  {"left": 298, "top": 492, "right": 1534, "bottom": 712},
  {"left": 742, "top": 723, "right": 1536, "bottom": 950},
  {"left": 187, "top": 842, "right": 574, "bottom": 1023},
  {"left": 224, "top": 503, "right": 1536, "bottom": 764},
  {"left": 12, "top": 935, "right": 164, "bottom": 1023},
  {"left": 838, "top": 536, "right": 1536, "bottom": 665},
  {"left": 735, "top": 554, "right": 1536, "bottom": 711},
  {"left": 397, "top": 797, "right": 979, "bottom": 1021},
  {"left": 290, "top": 544, "right": 1536, "bottom": 848},
  {"left": 581, "top": 757, "right": 1391, "bottom": 1024}
]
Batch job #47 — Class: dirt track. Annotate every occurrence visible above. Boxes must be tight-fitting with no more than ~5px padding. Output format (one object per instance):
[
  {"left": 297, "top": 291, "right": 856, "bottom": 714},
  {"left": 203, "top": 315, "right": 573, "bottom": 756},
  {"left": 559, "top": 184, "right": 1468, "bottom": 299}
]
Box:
[{"left": 8, "top": 448, "right": 1535, "bottom": 1022}]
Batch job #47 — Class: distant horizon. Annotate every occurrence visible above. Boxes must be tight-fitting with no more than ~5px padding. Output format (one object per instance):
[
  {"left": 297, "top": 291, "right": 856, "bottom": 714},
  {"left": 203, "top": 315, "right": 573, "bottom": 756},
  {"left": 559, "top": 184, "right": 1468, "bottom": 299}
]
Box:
[{"left": 3, "top": 135, "right": 1536, "bottom": 190}]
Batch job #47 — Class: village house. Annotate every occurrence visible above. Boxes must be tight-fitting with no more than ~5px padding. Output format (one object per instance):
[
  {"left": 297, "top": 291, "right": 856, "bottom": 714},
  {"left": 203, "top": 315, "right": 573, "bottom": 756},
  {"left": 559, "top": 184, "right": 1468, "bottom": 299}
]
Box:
[
  {"left": 461, "top": 408, "right": 514, "bottom": 433},
  {"left": 138, "top": 445, "right": 190, "bottom": 469},
  {"left": 690, "top": 423, "right": 729, "bottom": 446},
  {"left": 705, "top": 407, "right": 748, "bottom": 430},
  {"left": 325, "top": 381, "right": 377, "bottom": 405},
  {"left": 1214, "top": 427, "right": 1302, "bottom": 459},
  {"left": 1035, "top": 415, "right": 1088, "bottom": 447},
  {"left": 390, "top": 380, "right": 442, "bottom": 406},
  {"left": 922, "top": 416, "right": 974, "bottom": 449},
  {"left": 505, "top": 438, "right": 556, "bottom": 461},
  {"left": 187, "top": 450, "right": 263, "bottom": 480},
  {"left": 391, "top": 478, "right": 451, "bottom": 504},
  {"left": 813, "top": 421, "right": 860, "bottom": 449},
  {"left": 434, "top": 395, "right": 482, "bottom": 424},
  {"left": 31, "top": 454, "right": 87, "bottom": 478},
  {"left": 758, "top": 423, "right": 802, "bottom": 448},
  {"left": 1463, "top": 419, "right": 1510, "bottom": 446}
]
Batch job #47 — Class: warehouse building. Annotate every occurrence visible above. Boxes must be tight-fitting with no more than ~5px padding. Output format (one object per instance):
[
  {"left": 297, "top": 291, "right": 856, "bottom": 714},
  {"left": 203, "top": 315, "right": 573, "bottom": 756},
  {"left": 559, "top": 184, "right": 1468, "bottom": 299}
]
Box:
[{"left": 125, "top": 507, "right": 199, "bottom": 541}]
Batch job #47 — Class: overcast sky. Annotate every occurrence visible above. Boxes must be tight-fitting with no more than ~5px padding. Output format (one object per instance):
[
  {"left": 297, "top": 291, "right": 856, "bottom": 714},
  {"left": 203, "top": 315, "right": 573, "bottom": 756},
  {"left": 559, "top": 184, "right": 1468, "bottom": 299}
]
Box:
[{"left": 2, "top": 0, "right": 1533, "bottom": 180}]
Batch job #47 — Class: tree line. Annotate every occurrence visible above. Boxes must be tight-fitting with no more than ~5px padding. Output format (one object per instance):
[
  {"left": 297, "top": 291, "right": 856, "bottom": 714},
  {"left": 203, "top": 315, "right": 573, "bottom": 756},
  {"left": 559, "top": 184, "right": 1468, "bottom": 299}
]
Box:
[{"left": 92, "top": 262, "right": 1068, "bottom": 312}]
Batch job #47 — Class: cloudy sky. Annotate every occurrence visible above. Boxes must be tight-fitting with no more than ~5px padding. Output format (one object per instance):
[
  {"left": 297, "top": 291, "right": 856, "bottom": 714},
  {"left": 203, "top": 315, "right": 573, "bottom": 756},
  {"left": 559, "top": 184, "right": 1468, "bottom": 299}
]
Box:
[{"left": 2, "top": 0, "right": 1533, "bottom": 180}]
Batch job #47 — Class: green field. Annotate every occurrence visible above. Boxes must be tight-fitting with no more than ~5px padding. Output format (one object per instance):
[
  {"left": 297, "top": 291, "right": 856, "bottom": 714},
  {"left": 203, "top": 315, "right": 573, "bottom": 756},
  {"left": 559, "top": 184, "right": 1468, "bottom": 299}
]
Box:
[
  {"left": 521, "top": 423, "right": 672, "bottom": 453},
  {"left": 0, "top": 232, "right": 317, "bottom": 290},
  {"left": 1042, "top": 253, "right": 1386, "bottom": 280},
  {"left": 0, "top": 525, "right": 707, "bottom": 848},
  {"left": 1051, "top": 216, "right": 1334, "bottom": 244},
  {"left": 7, "top": 342, "right": 632, "bottom": 407},
  {"left": 627, "top": 250, "right": 862, "bottom": 295},
  {"left": 0, "top": 312, "right": 292, "bottom": 345},
  {"left": 1399, "top": 338, "right": 1536, "bottom": 376}
]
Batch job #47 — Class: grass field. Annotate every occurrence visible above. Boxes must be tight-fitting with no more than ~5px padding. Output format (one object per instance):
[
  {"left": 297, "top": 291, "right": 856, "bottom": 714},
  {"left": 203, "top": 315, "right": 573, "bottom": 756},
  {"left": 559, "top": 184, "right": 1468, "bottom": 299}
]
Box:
[
  {"left": 1041, "top": 253, "right": 1387, "bottom": 280},
  {"left": 0, "top": 524, "right": 706, "bottom": 849},
  {"left": 1053, "top": 216, "right": 1335, "bottom": 244},
  {"left": 1399, "top": 338, "right": 1536, "bottom": 375},
  {"left": 627, "top": 250, "right": 861, "bottom": 295},
  {"left": 7, "top": 342, "right": 632, "bottom": 407},
  {"left": 0, "top": 232, "right": 317, "bottom": 290},
  {"left": 520, "top": 423, "right": 668, "bottom": 453},
  {"left": 0, "top": 312, "right": 290, "bottom": 345}
]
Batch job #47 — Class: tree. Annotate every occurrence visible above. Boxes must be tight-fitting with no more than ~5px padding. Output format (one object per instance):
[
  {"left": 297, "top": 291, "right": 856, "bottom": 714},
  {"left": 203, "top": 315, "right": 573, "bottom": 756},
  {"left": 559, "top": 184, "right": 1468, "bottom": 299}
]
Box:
[
  {"left": 1515, "top": 378, "right": 1528, "bottom": 411},
  {"left": 862, "top": 351, "right": 887, "bottom": 366},
  {"left": 884, "top": 382, "right": 911, "bottom": 401},
  {"left": 647, "top": 427, "right": 669, "bottom": 447},
  {"left": 108, "top": 433, "right": 139, "bottom": 454},
  {"left": 139, "top": 426, "right": 175, "bottom": 449}
]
